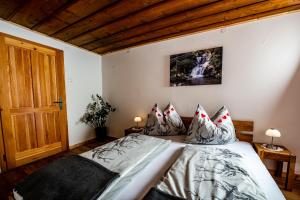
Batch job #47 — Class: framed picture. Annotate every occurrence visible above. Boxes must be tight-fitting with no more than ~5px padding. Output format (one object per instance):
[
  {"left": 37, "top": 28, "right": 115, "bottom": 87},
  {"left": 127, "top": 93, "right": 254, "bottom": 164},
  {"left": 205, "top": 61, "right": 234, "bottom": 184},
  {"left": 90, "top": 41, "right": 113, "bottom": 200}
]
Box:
[{"left": 170, "top": 47, "right": 223, "bottom": 86}]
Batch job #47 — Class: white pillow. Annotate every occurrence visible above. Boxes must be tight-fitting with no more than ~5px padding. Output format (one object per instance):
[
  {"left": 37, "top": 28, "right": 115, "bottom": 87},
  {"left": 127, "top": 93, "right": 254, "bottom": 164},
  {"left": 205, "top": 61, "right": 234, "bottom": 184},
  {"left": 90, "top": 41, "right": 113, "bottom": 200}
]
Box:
[
  {"left": 185, "top": 105, "right": 236, "bottom": 144},
  {"left": 143, "top": 103, "right": 186, "bottom": 136},
  {"left": 164, "top": 103, "right": 186, "bottom": 135},
  {"left": 143, "top": 104, "right": 166, "bottom": 136}
]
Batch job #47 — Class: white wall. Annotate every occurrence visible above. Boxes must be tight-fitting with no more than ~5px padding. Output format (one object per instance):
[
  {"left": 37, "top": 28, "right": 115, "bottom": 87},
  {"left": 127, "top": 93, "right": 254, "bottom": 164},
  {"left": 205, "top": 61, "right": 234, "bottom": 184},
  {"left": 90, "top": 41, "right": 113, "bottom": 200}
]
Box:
[
  {"left": 102, "top": 12, "right": 300, "bottom": 172},
  {"left": 0, "top": 20, "right": 102, "bottom": 146}
]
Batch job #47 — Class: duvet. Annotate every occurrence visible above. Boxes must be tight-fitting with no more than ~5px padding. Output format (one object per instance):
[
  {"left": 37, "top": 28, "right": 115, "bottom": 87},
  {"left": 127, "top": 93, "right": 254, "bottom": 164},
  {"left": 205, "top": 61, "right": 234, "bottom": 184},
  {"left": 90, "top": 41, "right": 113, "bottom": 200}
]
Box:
[
  {"left": 14, "top": 134, "right": 170, "bottom": 200},
  {"left": 145, "top": 145, "right": 266, "bottom": 200}
]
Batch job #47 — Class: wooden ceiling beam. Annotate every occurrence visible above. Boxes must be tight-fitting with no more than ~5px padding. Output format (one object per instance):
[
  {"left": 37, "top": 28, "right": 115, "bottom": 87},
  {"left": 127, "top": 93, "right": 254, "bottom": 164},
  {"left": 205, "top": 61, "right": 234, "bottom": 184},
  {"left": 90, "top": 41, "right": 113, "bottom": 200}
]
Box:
[
  {"left": 51, "top": 0, "right": 164, "bottom": 41},
  {"left": 0, "top": 0, "right": 25, "bottom": 20},
  {"left": 95, "top": 0, "right": 300, "bottom": 54},
  {"left": 100, "top": 5, "right": 300, "bottom": 54},
  {"left": 68, "top": 0, "right": 217, "bottom": 46},
  {"left": 31, "top": 0, "right": 79, "bottom": 30},
  {"left": 32, "top": 0, "right": 117, "bottom": 35},
  {"left": 82, "top": 0, "right": 264, "bottom": 50},
  {"left": 124, "top": 5, "right": 300, "bottom": 54},
  {"left": 9, "top": 0, "right": 70, "bottom": 28}
]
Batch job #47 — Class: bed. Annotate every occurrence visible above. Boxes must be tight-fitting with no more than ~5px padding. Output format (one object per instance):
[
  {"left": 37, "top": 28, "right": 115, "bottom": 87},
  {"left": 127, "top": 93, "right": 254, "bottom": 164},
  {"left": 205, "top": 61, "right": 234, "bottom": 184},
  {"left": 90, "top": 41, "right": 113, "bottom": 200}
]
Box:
[
  {"left": 13, "top": 134, "right": 171, "bottom": 200},
  {"left": 13, "top": 117, "right": 285, "bottom": 200},
  {"left": 114, "top": 117, "right": 285, "bottom": 200}
]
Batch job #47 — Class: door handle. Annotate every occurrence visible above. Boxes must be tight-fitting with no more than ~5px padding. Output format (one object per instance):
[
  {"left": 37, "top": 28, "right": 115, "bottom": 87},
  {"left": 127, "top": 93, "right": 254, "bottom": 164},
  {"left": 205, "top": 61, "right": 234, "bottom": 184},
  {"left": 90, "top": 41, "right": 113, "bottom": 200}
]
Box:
[{"left": 53, "top": 97, "right": 63, "bottom": 110}]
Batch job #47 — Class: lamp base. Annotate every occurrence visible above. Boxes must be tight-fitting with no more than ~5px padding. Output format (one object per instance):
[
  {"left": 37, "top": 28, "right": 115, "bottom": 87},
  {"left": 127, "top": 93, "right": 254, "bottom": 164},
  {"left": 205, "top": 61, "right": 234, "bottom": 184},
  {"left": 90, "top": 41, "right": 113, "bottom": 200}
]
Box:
[
  {"left": 261, "top": 143, "right": 283, "bottom": 151},
  {"left": 132, "top": 127, "right": 143, "bottom": 131}
]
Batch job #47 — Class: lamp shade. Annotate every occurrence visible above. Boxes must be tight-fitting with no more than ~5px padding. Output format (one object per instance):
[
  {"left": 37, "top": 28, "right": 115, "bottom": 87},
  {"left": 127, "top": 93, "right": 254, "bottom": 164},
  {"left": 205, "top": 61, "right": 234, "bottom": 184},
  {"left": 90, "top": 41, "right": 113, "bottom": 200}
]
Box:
[
  {"left": 134, "top": 116, "right": 142, "bottom": 123},
  {"left": 265, "top": 128, "right": 281, "bottom": 137}
]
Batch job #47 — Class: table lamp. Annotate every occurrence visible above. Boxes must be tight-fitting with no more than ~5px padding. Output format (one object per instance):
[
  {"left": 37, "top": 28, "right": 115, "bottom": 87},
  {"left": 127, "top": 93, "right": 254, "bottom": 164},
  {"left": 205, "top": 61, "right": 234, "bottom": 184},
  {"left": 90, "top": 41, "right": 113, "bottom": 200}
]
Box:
[
  {"left": 134, "top": 116, "right": 142, "bottom": 129},
  {"left": 265, "top": 128, "right": 281, "bottom": 150}
]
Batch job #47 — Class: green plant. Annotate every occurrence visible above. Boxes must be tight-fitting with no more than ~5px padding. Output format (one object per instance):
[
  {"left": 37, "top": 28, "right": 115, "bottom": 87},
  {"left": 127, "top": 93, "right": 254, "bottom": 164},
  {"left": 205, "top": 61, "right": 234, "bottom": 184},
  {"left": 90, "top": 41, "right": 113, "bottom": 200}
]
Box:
[{"left": 80, "top": 94, "right": 116, "bottom": 128}]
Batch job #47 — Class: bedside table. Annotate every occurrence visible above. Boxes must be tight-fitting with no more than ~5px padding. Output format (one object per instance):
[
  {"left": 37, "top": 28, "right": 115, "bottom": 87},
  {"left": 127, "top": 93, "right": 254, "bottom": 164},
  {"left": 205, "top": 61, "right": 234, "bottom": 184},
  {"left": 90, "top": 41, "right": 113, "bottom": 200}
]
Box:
[
  {"left": 124, "top": 127, "right": 144, "bottom": 136},
  {"left": 253, "top": 143, "right": 296, "bottom": 191}
]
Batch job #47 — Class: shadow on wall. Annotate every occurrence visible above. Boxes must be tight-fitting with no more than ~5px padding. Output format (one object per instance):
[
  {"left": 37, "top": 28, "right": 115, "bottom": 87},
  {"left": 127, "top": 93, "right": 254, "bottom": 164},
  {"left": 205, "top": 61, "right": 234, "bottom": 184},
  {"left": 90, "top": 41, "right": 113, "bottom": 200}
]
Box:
[
  {"left": 70, "top": 123, "right": 96, "bottom": 146},
  {"left": 267, "top": 61, "right": 300, "bottom": 172},
  {"left": 163, "top": 55, "right": 170, "bottom": 87}
]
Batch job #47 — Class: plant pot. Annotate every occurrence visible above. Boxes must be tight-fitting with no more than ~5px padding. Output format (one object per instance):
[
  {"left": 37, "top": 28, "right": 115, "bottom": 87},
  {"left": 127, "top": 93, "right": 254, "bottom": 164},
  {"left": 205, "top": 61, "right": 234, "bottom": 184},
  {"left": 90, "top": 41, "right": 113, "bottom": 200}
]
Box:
[{"left": 95, "top": 127, "right": 107, "bottom": 140}]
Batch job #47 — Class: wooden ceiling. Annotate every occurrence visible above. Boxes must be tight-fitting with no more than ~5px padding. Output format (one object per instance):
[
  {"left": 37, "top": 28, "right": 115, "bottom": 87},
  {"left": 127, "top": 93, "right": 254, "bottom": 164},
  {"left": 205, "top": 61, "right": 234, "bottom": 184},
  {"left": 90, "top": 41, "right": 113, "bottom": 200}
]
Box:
[{"left": 1, "top": 0, "right": 300, "bottom": 54}]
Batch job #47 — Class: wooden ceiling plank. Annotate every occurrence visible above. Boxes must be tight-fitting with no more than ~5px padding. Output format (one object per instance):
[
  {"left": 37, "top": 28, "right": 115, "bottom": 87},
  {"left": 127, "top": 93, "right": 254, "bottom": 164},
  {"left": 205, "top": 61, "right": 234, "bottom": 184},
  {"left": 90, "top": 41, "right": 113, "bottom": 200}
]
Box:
[
  {"left": 68, "top": 0, "right": 217, "bottom": 46},
  {"left": 31, "top": 0, "right": 79, "bottom": 30},
  {"left": 10, "top": 0, "right": 70, "bottom": 28},
  {"left": 0, "top": 0, "right": 25, "bottom": 20},
  {"left": 82, "top": 0, "right": 265, "bottom": 50},
  {"left": 95, "top": 0, "right": 300, "bottom": 54},
  {"left": 33, "top": 0, "right": 118, "bottom": 35},
  {"left": 101, "top": 5, "right": 300, "bottom": 54},
  {"left": 52, "top": 0, "right": 164, "bottom": 41}
]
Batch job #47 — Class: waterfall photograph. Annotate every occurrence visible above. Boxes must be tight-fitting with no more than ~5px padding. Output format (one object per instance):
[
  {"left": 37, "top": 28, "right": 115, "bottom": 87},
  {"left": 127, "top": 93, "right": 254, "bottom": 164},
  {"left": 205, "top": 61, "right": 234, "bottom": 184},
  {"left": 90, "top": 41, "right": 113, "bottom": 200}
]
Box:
[{"left": 170, "top": 47, "right": 222, "bottom": 86}]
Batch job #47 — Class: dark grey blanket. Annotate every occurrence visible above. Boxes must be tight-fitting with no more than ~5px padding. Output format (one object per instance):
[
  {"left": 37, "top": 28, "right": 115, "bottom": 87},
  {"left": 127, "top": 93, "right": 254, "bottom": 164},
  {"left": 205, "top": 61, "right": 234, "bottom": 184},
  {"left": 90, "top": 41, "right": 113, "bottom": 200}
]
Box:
[
  {"left": 144, "top": 188, "right": 186, "bottom": 200},
  {"left": 14, "top": 155, "right": 119, "bottom": 200}
]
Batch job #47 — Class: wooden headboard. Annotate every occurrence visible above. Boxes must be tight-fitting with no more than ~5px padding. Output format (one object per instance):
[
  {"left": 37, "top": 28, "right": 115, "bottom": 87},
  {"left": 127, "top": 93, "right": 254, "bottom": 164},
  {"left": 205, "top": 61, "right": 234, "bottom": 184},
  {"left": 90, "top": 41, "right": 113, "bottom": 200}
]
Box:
[{"left": 181, "top": 117, "right": 254, "bottom": 143}]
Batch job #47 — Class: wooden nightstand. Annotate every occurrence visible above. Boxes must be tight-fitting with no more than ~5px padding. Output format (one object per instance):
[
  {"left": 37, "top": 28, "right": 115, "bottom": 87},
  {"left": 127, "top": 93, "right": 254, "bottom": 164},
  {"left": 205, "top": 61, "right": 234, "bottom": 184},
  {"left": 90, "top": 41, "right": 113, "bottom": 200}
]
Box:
[
  {"left": 124, "top": 127, "right": 144, "bottom": 136},
  {"left": 253, "top": 143, "right": 296, "bottom": 191}
]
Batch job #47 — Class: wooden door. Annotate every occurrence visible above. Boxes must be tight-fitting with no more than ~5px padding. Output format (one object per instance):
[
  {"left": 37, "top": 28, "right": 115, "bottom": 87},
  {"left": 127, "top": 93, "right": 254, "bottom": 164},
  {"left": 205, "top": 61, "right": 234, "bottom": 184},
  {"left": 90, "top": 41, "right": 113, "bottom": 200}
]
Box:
[{"left": 0, "top": 33, "right": 68, "bottom": 170}]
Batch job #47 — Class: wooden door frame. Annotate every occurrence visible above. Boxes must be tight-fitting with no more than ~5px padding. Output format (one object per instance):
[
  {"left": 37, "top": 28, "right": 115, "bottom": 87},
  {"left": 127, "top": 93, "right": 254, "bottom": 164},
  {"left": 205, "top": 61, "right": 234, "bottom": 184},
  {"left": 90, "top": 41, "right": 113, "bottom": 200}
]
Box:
[
  {"left": 56, "top": 50, "right": 69, "bottom": 151},
  {"left": 0, "top": 34, "right": 8, "bottom": 171},
  {"left": 0, "top": 32, "right": 69, "bottom": 172},
  {"left": 0, "top": 109, "right": 7, "bottom": 172}
]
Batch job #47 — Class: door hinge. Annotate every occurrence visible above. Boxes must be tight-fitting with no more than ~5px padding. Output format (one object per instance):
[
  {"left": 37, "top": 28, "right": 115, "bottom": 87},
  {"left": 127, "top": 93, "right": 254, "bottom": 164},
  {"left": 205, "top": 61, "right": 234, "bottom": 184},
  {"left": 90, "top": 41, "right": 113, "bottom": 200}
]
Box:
[{"left": 3, "top": 154, "right": 6, "bottom": 162}]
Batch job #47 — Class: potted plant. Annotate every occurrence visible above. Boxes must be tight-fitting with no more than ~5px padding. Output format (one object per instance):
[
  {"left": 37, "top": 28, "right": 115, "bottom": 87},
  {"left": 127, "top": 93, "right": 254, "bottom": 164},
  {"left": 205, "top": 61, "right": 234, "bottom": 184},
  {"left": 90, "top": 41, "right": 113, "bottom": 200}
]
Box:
[{"left": 80, "top": 94, "right": 116, "bottom": 140}]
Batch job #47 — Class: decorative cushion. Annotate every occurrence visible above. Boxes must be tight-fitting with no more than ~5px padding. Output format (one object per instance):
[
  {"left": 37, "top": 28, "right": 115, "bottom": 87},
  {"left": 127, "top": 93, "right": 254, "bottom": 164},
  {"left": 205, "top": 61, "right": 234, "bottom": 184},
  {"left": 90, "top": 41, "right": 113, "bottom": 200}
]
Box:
[
  {"left": 143, "top": 103, "right": 186, "bottom": 136},
  {"left": 185, "top": 105, "right": 236, "bottom": 144},
  {"left": 143, "top": 104, "right": 166, "bottom": 136},
  {"left": 164, "top": 103, "right": 186, "bottom": 135}
]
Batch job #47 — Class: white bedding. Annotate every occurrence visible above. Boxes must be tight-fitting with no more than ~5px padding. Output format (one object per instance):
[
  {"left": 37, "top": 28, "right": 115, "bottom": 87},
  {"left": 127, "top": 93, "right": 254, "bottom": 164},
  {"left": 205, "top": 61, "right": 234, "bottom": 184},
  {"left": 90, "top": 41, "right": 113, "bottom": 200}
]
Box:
[
  {"left": 155, "top": 145, "right": 267, "bottom": 199},
  {"left": 114, "top": 136, "right": 285, "bottom": 200},
  {"left": 13, "top": 134, "right": 170, "bottom": 200},
  {"left": 13, "top": 135, "right": 285, "bottom": 200}
]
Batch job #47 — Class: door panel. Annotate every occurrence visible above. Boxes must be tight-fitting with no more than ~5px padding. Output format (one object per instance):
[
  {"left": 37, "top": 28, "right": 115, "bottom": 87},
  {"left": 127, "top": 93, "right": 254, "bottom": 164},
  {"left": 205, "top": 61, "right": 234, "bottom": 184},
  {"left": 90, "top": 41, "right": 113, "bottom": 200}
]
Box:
[
  {"left": 0, "top": 33, "right": 68, "bottom": 169},
  {"left": 31, "top": 51, "right": 58, "bottom": 107},
  {"left": 35, "top": 111, "right": 61, "bottom": 146},
  {"left": 7, "top": 46, "right": 34, "bottom": 108},
  {"left": 11, "top": 113, "right": 37, "bottom": 152}
]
